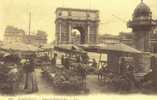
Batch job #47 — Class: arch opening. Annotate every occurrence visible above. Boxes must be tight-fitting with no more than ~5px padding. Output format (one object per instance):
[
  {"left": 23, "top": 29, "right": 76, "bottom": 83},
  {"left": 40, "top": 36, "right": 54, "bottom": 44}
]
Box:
[{"left": 71, "top": 27, "right": 86, "bottom": 44}]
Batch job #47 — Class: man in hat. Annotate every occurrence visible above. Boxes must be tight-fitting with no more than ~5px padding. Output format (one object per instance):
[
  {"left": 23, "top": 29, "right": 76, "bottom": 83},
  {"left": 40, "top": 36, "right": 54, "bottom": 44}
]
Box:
[{"left": 51, "top": 53, "right": 57, "bottom": 66}]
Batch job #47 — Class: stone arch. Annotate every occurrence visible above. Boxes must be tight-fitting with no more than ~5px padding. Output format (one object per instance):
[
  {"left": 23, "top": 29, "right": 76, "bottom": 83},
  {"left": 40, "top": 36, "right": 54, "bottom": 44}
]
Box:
[
  {"left": 55, "top": 7, "right": 99, "bottom": 44},
  {"left": 72, "top": 26, "right": 86, "bottom": 44}
]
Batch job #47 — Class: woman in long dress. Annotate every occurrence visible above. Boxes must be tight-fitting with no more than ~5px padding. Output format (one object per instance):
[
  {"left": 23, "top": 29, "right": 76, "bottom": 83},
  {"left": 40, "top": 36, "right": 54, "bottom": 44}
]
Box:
[{"left": 23, "top": 58, "right": 38, "bottom": 93}]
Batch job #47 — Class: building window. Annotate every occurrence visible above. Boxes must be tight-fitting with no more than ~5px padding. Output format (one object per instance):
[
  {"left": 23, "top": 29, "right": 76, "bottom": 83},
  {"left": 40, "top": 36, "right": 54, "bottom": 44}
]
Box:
[
  {"left": 58, "top": 12, "right": 62, "bottom": 16},
  {"left": 87, "top": 13, "right": 90, "bottom": 18},
  {"left": 68, "top": 11, "right": 71, "bottom": 16}
]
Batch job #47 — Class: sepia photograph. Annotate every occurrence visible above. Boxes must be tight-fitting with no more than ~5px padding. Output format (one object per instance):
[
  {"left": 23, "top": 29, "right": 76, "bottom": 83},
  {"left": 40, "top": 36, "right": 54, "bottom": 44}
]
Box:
[{"left": 1, "top": 0, "right": 157, "bottom": 99}]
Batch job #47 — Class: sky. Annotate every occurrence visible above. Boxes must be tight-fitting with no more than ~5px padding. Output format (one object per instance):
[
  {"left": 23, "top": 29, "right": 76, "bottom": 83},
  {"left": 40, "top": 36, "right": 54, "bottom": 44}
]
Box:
[{"left": 1, "top": 0, "right": 157, "bottom": 43}]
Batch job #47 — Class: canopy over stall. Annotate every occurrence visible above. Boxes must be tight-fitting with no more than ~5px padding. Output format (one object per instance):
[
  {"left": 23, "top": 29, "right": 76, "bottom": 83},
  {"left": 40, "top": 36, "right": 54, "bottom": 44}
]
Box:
[
  {"left": 0, "top": 42, "right": 39, "bottom": 52},
  {"left": 37, "top": 44, "right": 54, "bottom": 59},
  {"left": 39, "top": 44, "right": 53, "bottom": 51},
  {"left": 79, "top": 43, "right": 141, "bottom": 54},
  {"left": 80, "top": 43, "right": 141, "bottom": 73},
  {"left": 0, "top": 42, "right": 40, "bottom": 58},
  {"left": 54, "top": 44, "right": 86, "bottom": 55}
]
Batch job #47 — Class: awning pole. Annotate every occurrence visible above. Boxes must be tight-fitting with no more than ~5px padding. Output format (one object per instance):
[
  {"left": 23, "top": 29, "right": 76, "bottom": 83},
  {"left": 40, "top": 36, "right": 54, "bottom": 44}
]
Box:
[
  {"left": 98, "top": 53, "right": 102, "bottom": 69},
  {"left": 50, "top": 49, "right": 53, "bottom": 60}
]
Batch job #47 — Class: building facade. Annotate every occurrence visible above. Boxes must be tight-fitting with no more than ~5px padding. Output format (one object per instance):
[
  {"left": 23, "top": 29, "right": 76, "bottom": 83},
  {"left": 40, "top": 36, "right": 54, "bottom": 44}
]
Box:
[
  {"left": 4, "top": 26, "right": 25, "bottom": 43},
  {"left": 4, "top": 26, "right": 47, "bottom": 47},
  {"left": 24, "top": 31, "right": 47, "bottom": 47}
]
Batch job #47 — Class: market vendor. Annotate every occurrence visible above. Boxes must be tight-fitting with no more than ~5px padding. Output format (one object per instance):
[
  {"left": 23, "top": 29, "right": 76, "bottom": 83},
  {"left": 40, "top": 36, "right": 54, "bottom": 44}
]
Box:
[
  {"left": 76, "top": 55, "right": 81, "bottom": 62},
  {"left": 61, "top": 55, "right": 65, "bottom": 65},
  {"left": 119, "top": 58, "right": 127, "bottom": 75},
  {"left": 23, "top": 58, "right": 38, "bottom": 93},
  {"left": 126, "top": 63, "right": 137, "bottom": 87},
  {"left": 43, "top": 53, "right": 50, "bottom": 62},
  {"left": 81, "top": 54, "right": 89, "bottom": 64},
  {"left": 91, "top": 58, "right": 97, "bottom": 68},
  {"left": 150, "top": 56, "right": 157, "bottom": 90},
  {"left": 77, "top": 63, "right": 87, "bottom": 80},
  {"left": 64, "top": 57, "right": 70, "bottom": 69},
  {"left": 51, "top": 53, "right": 57, "bottom": 66},
  {"left": 151, "top": 56, "right": 157, "bottom": 71}
]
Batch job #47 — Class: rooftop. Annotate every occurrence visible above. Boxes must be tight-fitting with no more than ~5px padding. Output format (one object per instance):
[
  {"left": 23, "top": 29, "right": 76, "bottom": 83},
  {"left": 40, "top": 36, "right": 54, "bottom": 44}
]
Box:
[{"left": 56, "top": 7, "right": 99, "bottom": 13}]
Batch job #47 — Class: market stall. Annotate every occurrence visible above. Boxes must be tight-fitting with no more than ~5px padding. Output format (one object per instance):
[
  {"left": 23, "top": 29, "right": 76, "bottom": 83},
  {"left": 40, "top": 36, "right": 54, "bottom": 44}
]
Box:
[
  {"left": 42, "top": 44, "right": 89, "bottom": 93},
  {"left": 80, "top": 43, "right": 142, "bottom": 92},
  {"left": 0, "top": 42, "right": 39, "bottom": 94},
  {"left": 35, "top": 44, "right": 54, "bottom": 66},
  {"left": 80, "top": 43, "right": 141, "bottom": 73}
]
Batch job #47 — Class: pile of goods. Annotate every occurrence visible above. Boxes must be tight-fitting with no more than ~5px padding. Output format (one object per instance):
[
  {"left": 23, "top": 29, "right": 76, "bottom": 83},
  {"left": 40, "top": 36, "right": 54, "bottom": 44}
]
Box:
[
  {"left": 104, "top": 74, "right": 132, "bottom": 91},
  {"left": 0, "top": 64, "right": 20, "bottom": 93},
  {"left": 35, "top": 55, "right": 51, "bottom": 66},
  {"left": 42, "top": 63, "right": 88, "bottom": 93},
  {"left": 53, "top": 68, "right": 85, "bottom": 90},
  {"left": 100, "top": 72, "right": 140, "bottom": 93},
  {"left": 85, "top": 65, "right": 97, "bottom": 74},
  {"left": 0, "top": 54, "right": 21, "bottom": 94}
]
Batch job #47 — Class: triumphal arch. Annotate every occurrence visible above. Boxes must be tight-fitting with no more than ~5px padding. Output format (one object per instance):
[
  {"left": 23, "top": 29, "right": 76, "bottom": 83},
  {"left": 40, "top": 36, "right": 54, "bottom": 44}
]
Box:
[{"left": 55, "top": 7, "right": 99, "bottom": 44}]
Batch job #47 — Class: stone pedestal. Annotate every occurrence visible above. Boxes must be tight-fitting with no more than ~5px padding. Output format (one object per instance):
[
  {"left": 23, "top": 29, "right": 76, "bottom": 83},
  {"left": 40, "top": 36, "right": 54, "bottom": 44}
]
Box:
[{"left": 134, "top": 53, "right": 151, "bottom": 73}]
